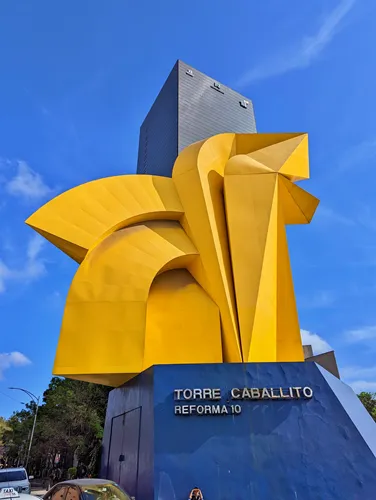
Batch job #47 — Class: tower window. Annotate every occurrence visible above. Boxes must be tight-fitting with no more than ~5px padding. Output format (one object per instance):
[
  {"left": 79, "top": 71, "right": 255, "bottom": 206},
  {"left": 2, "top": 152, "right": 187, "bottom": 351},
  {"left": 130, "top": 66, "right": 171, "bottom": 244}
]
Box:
[{"left": 211, "top": 82, "right": 224, "bottom": 94}]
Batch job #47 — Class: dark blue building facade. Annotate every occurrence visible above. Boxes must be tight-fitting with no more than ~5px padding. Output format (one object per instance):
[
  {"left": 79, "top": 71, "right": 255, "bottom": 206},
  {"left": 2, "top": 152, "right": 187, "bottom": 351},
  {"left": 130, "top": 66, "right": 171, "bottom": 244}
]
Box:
[
  {"left": 136, "top": 60, "right": 256, "bottom": 177},
  {"left": 101, "top": 362, "right": 376, "bottom": 500}
]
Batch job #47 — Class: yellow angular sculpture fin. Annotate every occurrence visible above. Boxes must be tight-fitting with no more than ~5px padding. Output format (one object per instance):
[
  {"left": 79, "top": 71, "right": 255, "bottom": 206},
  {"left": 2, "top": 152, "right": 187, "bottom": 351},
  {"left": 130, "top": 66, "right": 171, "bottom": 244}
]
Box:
[
  {"left": 173, "top": 134, "right": 242, "bottom": 362},
  {"left": 224, "top": 165, "right": 278, "bottom": 360},
  {"left": 275, "top": 196, "right": 303, "bottom": 361},
  {"left": 223, "top": 133, "right": 314, "bottom": 362},
  {"left": 225, "top": 154, "right": 275, "bottom": 175},
  {"left": 248, "top": 182, "right": 279, "bottom": 361},
  {"left": 279, "top": 176, "right": 319, "bottom": 224},
  {"left": 235, "top": 133, "right": 304, "bottom": 156},
  {"left": 245, "top": 134, "right": 309, "bottom": 181}
]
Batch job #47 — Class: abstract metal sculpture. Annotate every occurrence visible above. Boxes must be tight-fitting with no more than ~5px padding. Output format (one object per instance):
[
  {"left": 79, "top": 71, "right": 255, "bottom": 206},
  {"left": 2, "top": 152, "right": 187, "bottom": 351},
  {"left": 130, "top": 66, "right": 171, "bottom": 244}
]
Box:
[{"left": 26, "top": 133, "right": 319, "bottom": 386}]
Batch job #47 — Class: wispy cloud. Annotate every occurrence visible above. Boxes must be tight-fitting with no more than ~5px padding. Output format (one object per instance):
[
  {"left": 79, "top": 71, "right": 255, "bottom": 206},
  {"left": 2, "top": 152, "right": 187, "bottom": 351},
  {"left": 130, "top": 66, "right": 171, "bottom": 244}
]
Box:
[
  {"left": 299, "top": 290, "right": 336, "bottom": 309},
  {"left": 0, "top": 261, "right": 10, "bottom": 293},
  {"left": 4, "top": 160, "right": 53, "bottom": 201},
  {"left": 346, "top": 325, "right": 376, "bottom": 343},
  {"left": 341, "top": 365, "right": 376, "bottom": 379},
  {"left": 348, "top": 380, "right": 376, "bottom": 393},
  {"left": 0, "top": 234, "right": 46, "bottom": 293},
  {"left": 236, "top": 0, "right": 356, "bottom": 86},
  {"left": 314, "top": 205, "right": 354, "bottom": 226},
  {"left": 341, "top": 365, "right": 376, "bottom": 393},
  {"left": 0, "top": 351, "right": 31, "bottom": 379},
  {"left": 336, "top": 138, "right": 376, "bottom": 174},
  {"left": 356, "top": 205, "right": 376, "bottom": 233},
  {"left": 301, "top": 329, "right": 332, "bottom": 354},
  {"left": 47, "top": 290, "right": 64, "bottom": 309},
  {"left": 313, "top": 203, "right": 376, "bottom": 245},
  {"left": 27, "top": 234, "right": 45, "bottom": 265}
]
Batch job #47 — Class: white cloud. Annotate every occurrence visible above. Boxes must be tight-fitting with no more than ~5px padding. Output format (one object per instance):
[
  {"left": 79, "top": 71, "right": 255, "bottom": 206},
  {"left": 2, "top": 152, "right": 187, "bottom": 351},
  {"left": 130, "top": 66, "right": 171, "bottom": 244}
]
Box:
[
  {"left": 346, "top": 325, "right": 376, "bottom": 342},
  {"left": 315, "top": 206, "right": 354, "bottom": 226},
  {"left": 341, "top": 366, "right": 376, "bottom": 379},
  {"left": 313, "top": 204, "right": 376, "bottom": 243},
  {"left": 300, "top": 329, "right": 332, "bottom": 355},
  {"left": 299, "top": 290, "right": 336, "bottom": 309},
  {"left": 348, "top": 380, "right": 376, "bottom": 394},
  {"left": 0, "top": 260, "right": 10, "bottom": 293},
  {"left": 341, "top": 365, "right": 376, "bottom": 394},
  {"left": 236, "top": 0, "right": 356, "bottom": 86},
  {"left": 24, "top": 235, "right": 46, "bottom": 279},
  {"left": 342, "top": 328, "right": 376, "bottom": 391},
  {"left": 0, "top": 351, "right": 31, "bottom": 379},
  {"left": 5, "top": 160, "right": 52, "bottom": 200},
  {"left": 337, "top": 138, "right": 376, "bottom": 174},
  {"left": 0, "top": 234, "right": 46, "bottom": 293},
  {"left": 47, "top": 290, "right": 64, "bottom": 309}
]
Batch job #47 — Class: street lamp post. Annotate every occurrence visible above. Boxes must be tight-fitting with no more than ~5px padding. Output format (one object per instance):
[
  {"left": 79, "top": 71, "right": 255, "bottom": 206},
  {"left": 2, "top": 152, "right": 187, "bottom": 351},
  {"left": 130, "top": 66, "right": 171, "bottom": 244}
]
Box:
[{"left": 9, "top": 387, "right": 40, "bottom": 471}]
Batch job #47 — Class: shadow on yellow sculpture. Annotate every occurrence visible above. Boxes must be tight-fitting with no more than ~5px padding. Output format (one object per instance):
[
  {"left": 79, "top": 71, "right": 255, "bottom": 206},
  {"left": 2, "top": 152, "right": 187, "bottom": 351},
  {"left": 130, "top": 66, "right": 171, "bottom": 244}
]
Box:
[{"left": 26, "top": 133, "right": 319, "bottom": 386}]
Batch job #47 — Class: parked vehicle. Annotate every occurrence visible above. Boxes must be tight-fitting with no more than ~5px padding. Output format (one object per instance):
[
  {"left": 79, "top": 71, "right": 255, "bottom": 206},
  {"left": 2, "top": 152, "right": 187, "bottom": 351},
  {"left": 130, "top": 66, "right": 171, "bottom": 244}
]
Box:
[
  {"left": 43, "top": 479, "right": 133, "bottom": 500},
  {"left": 0, "top": 469, "right": 32, "bottom": 495},
  {"left": 0, "top": 486, "right": 35, "bottom": 500}
]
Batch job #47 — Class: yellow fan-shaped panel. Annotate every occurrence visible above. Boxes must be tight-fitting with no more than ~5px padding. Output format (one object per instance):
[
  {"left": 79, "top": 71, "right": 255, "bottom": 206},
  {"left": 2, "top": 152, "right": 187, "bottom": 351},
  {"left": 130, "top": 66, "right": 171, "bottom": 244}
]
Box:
[
  {"left": 26, "top": 175, "right": 183, "bottom": 263},
  {"left": 53, "top": 220, "right": 198, "bottom": 386}
]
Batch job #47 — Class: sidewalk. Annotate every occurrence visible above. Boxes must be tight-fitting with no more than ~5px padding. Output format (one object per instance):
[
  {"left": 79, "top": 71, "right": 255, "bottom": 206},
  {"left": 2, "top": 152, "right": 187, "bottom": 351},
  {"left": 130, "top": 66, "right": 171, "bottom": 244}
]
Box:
[
  {"left": 31, "top": 488, "right": 47, "bottom": 497},
  {"left": 30, "top": 478, "right": 49, "bottom": 495}
]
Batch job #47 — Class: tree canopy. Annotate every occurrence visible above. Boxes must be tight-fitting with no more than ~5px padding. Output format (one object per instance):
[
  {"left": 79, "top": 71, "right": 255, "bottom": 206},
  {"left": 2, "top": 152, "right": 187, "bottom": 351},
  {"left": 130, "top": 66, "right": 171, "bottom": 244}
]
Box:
[
  {"left": 0, "top": 417, "right": 10, "bottom": 446},
  {"left": 1, "top": 377, "right": 110, "bottom": 476},
  {"left": 358, "top": 392, "right": 376, "bottom": 422}
]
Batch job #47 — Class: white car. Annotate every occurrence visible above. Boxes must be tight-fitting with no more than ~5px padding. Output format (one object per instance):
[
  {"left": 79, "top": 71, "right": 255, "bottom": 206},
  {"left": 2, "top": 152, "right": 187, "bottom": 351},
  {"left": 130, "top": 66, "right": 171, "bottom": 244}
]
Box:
[
  {"left": 0, "top": 469, "right": 32, "bottom": 495},
  {"left": 0, "top": 487, "right": 36, "bottom": 500}
]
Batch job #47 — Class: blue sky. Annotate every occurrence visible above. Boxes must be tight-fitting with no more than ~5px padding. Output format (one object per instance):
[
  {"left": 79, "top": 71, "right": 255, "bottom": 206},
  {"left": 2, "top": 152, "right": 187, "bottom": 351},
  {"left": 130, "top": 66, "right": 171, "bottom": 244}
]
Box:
[{"left": 1, "top": 0, "right": 376, "bottom": 416}]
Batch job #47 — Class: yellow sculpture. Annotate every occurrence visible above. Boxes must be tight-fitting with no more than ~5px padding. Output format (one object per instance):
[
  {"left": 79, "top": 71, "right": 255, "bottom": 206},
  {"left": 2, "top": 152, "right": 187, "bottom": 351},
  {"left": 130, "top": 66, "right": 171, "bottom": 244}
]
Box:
[{"left": 26, "top": 133, "right": 319, "bottom": 387}]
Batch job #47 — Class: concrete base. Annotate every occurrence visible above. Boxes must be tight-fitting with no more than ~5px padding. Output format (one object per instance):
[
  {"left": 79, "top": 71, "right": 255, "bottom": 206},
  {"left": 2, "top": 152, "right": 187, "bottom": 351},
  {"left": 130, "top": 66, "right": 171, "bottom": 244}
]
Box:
[{"left": 101, "top": 363, "right": 376, "bottom": 500}]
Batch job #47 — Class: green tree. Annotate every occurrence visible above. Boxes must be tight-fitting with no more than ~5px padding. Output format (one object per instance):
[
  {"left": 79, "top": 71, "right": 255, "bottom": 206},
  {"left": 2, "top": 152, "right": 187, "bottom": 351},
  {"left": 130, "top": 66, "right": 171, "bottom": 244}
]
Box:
[
  {"left": 358, "top": 392, "right": 376, "bottom": 422},
  {"left": 2, "top": 406, "right": 34, "bottom": 467},
  {"left": 0, "top": 417, "right": 11, "bottom": 466},
  {"left": 37, "top": 377, "right": 110, "bottom": 472},
  {"left": 3, "top": 377, "right": 110, "bottom": 475},
  {"left": 0, "top": 417, "right": 10, "bottom": 446}
]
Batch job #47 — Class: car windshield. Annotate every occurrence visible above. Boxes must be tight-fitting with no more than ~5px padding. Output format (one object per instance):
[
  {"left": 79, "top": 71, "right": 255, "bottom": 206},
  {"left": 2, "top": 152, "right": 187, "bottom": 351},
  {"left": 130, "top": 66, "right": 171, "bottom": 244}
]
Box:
[
  {"left": 0, "top": 471, "right": 27, "bottom": 482},
  {"left": 80, "top": 484, "right": 130, "bottom": 500}
]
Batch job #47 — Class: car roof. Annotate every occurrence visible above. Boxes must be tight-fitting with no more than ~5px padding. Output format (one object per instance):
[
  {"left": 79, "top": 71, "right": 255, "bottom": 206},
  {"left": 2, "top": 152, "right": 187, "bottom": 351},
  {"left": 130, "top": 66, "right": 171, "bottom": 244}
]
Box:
[
  {"left": 57, "top": 479, "right": 116, "bottom": 487},
  {"left": 0, "top": 495, "right": 33, "bottom": 500}
]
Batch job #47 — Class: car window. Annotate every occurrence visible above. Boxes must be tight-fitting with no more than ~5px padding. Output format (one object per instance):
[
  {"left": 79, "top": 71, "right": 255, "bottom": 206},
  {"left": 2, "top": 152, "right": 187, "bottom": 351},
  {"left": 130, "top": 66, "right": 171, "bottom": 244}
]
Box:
[
  {"left": 80, "top": 484, "right": 131, "bottom": 500},
  {"left": 45, "top": 486, "right": 68, "bottom": 500},
  {"left": 0, "top": 471, "right": 27, "bottom": 482},
  {"left": 66, "top": 487, "right": 80, "bottom": 500}
]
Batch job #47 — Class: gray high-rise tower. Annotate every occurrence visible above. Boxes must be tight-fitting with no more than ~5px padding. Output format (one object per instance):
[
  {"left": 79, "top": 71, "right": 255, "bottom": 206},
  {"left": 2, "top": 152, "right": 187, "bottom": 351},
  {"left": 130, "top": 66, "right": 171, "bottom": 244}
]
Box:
[{"left": 137, "top": 60, "right": 257, "bottom": 176}]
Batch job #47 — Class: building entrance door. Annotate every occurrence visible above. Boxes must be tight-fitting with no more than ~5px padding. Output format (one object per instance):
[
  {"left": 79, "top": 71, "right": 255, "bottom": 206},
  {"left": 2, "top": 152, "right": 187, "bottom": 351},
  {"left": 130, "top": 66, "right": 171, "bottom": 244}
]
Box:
[{"left": 107, "top": 408, "right": 141, "bottom": 497}]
